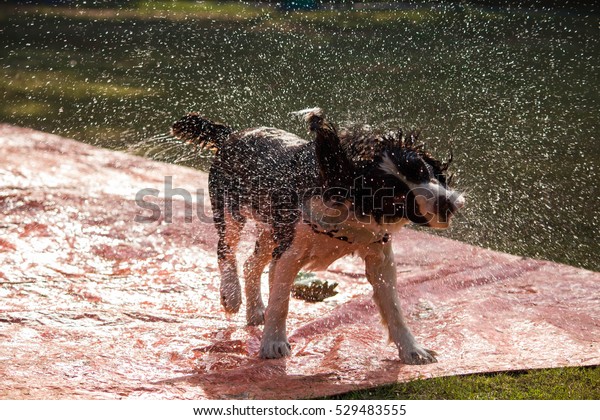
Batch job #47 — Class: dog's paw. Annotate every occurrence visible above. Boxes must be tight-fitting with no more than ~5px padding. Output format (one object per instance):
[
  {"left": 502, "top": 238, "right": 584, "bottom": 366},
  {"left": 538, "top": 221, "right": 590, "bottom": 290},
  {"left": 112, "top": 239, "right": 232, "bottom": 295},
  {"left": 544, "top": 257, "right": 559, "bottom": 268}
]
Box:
[
  {"left": 220, "top": 282, "right": 242, "bottom": 314},
  {"left": 259, "top": 339, "right": 291, "bottom": 359},
  {"left": 246, "top": 305, "right": 265, "bottom": 326},
  {"left": 399, "top": 346, "right": 437, "bottom": 365}
]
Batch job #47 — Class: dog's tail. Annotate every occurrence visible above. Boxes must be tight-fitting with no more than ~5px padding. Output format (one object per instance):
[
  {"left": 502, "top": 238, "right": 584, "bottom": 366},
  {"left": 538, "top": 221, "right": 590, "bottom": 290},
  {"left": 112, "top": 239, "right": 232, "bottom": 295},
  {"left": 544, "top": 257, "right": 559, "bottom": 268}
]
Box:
[{"left": 170, "top": 112, "right": 233, "bottom": 151}]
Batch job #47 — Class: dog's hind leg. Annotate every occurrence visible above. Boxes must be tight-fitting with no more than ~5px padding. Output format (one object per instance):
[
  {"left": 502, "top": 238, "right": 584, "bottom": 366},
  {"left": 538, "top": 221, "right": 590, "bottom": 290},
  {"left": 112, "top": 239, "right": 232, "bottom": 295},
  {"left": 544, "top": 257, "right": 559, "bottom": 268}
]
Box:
[
  {"left": 215, "top": 212, "right": 244, "bottom": 314},
  {"left": 243, "top": 226, "right": 274, "bottom": 326},
  {"left": 364, "top": 242, "right": 437, "bottom": 365},
  {"left": 210, "top": 173, "right": 245, "bottom": 314}
]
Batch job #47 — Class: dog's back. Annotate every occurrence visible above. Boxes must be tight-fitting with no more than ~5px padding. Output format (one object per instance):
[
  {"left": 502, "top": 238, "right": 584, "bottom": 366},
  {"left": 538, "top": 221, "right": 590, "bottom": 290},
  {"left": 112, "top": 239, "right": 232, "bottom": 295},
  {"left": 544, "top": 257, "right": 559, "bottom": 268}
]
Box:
[{"left": 210, "top": 127, "right": 319, "bottom": 225}]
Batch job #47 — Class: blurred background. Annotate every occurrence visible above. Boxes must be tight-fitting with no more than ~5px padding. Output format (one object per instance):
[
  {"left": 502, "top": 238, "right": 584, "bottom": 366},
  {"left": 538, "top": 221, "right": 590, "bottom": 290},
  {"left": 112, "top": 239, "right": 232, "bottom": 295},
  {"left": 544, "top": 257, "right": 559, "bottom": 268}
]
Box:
[{"left": 1, "top": 1, "right": 598, "bottom": 271}]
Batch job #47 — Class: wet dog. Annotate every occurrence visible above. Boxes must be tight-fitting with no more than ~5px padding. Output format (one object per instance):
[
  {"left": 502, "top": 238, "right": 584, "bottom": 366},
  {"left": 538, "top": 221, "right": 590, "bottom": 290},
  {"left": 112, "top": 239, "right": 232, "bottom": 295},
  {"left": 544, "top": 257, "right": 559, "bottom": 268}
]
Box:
[{"left": 171, "top": 108, "right": 464, "bottom": 364}]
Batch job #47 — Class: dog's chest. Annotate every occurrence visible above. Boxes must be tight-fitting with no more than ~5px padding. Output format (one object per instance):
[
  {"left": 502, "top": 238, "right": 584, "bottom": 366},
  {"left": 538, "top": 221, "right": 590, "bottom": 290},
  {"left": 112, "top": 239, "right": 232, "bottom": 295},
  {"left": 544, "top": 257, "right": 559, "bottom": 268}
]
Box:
[
  {"left": 294, "top": 223, "right": 357, "bottom": 271},
  {"left": 301, "top": 196, "right": 406, "bottom": 243},
  {"left": 295, "top": 197, "right": 408, "bottom": 271}
]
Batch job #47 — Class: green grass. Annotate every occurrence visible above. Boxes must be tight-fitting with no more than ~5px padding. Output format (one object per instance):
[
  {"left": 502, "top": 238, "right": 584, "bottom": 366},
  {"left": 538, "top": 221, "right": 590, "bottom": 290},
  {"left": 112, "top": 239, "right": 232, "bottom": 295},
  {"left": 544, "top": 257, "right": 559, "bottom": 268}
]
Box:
[
  {"left": 5, "top": 2, "right": 444, "bottom": 25},
  {"left": 331, "top": 366, "right": 600, "bottom": 399},
  {"left": 11, "top": 1, "right": 269, "bottom": 22},
  {"left": 281, "top": 8, "right": 442, "bottom": 29},
  {"left": 1, "top": 69, "right": 151, "bottom": 101},
  {"left": 134, "top": 0, "right": 268, "bottom": 20}
]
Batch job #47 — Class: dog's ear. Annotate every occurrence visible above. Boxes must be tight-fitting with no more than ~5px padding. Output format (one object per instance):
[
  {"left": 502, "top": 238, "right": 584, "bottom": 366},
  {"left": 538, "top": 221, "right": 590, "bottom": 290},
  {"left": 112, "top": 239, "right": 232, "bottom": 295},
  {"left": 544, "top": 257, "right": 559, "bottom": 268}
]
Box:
[{"left": 300, "top": 108, "right": 354, "bottom": 188}]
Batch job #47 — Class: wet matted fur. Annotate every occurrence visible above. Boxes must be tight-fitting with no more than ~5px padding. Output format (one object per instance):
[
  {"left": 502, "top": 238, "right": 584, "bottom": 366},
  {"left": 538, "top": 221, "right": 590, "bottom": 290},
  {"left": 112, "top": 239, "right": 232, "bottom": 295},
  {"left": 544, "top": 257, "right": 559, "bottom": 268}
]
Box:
[{"left": 171, "top": 108, "right": 465, "bottom": 363}]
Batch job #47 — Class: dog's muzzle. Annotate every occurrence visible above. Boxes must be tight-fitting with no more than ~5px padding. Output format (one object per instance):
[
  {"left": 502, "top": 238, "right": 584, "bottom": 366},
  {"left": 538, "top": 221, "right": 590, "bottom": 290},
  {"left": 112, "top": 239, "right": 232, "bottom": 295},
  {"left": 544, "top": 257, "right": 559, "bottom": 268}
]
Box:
[
  {"left": 446, "top": 192, "right": 465, "bottom": 215},
  {"left": 433, "top": 191, "right": 465, "bottom": 227}
]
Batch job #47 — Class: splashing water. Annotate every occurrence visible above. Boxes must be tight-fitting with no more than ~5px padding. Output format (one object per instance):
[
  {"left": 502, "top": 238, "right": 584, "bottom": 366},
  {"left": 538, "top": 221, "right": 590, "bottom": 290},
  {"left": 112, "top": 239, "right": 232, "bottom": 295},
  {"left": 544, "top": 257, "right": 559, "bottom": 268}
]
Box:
[{"left": 1, "top": 2, "right": 598, "bottom": 270}]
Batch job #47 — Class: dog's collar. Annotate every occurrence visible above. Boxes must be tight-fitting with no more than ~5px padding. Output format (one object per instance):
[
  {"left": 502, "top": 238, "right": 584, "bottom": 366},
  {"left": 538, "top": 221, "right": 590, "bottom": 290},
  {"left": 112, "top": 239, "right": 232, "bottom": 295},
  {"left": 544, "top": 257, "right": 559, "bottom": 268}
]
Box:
[
  {"left": 303, "top": 219, "right": 390, "bottom": 245},
  {"left": 301, "top": 196, "right": 395, "bottom": 245}
]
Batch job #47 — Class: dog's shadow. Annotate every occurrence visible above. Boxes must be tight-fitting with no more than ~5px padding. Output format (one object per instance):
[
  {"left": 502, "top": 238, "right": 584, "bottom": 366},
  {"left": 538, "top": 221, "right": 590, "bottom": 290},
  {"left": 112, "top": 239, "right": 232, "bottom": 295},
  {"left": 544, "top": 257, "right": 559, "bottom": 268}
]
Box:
[
  {"left": 153, "top": 299, "right": 406, "bottom": 399},
  {"left": 154, "top": 347, "right": 404, "bottom": 400}
]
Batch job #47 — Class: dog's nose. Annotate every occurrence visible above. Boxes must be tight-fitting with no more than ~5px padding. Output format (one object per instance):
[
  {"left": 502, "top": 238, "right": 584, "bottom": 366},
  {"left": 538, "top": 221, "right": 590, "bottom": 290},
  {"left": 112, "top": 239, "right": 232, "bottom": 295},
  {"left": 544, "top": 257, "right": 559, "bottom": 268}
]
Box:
[
  {"left": 452, "top": 194, "right": 465, "bottom": 211},
  {"left": 442, "top": 192, "right": 465, "bottom": 216}
]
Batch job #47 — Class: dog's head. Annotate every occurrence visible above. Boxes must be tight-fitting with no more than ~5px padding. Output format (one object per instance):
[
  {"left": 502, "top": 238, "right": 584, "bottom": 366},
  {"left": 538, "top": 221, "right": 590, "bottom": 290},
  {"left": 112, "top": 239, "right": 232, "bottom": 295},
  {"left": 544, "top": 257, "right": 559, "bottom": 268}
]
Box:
[{"left": 335, "top": 126, "right": 465, "bottom": 229}]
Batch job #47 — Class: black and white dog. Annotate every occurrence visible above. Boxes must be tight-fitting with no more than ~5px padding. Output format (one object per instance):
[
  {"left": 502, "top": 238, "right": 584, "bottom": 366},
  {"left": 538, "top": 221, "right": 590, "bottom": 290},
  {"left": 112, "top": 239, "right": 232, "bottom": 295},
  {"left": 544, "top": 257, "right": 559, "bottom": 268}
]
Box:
[{"left": 171, "top": 108, "right": 464, "bottom": 364}]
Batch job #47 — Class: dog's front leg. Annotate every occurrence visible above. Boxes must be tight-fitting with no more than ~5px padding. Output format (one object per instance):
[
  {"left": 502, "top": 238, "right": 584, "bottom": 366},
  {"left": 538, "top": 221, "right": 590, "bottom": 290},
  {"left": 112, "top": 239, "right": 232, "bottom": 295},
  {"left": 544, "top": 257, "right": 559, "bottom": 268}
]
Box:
[
  {"left": 364, "top": 242, "right": 437, "bottom": 365},
  {"left": 243, "top": 228, "right": 274, "bottom": 326},
  {"left": 259, "top": 249, "right": 303, "bottom": 359}
]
